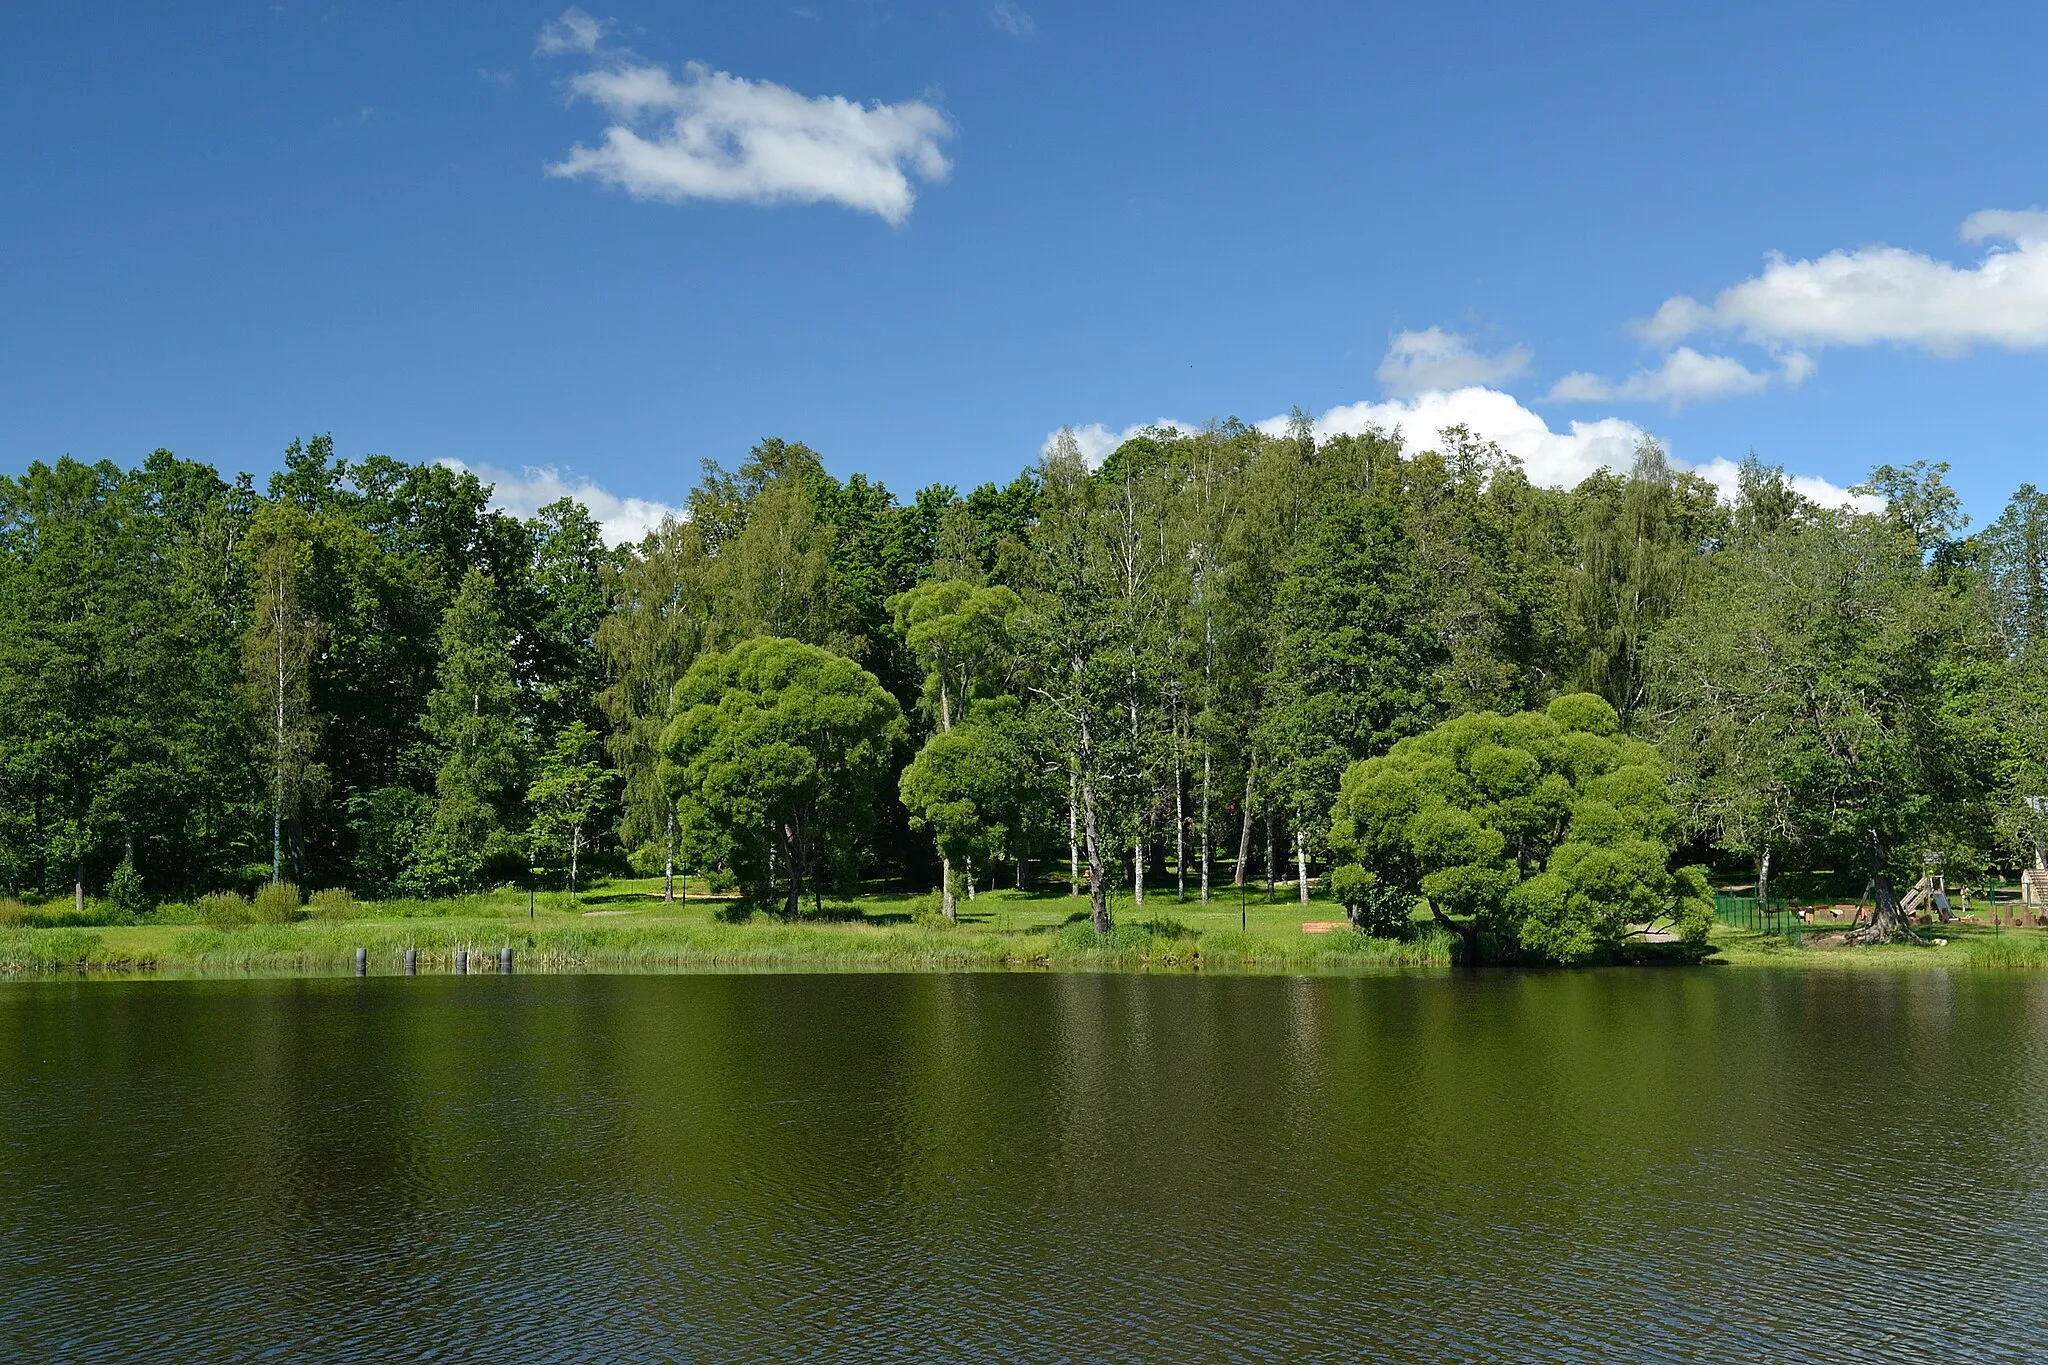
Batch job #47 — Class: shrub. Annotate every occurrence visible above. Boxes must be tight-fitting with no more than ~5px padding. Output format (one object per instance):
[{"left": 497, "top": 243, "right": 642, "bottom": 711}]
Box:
[
  {"left": 0, "top": 898, "right": 26, "bottom": 927},
  {"left": 1328, "top": 864, "right": 1411, "bottom": 939},
  {"left": 306, "top": 887, "right": 358, "bottom": 921},
  {"left": 196, "top": 891, "right": 254, "bottom": 930},
  {"left": 107, "top": 862, "right": 152, "bottom": 921},
  {"left": 252, "top": 881, "right": 303, "bottom": 924},
  {"left": 907, "top": 892, "right": 949, "bottom": 927}
]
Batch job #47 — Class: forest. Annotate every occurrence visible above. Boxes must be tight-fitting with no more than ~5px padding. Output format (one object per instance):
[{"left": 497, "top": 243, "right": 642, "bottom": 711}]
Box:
[{"left": 3, "top": 420, "right": 2046, "bottom": 956}]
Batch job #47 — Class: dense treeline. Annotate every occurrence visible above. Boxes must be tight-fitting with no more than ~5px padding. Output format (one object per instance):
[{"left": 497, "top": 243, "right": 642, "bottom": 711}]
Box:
[{"left": 3, "top": 423, "right": 2045, "bottom": 944}]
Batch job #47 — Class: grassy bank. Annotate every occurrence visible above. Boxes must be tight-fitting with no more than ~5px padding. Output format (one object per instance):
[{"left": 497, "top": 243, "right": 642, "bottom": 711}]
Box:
[{"left": 3, "top": 877, "right": 2044, "bottom": 978}]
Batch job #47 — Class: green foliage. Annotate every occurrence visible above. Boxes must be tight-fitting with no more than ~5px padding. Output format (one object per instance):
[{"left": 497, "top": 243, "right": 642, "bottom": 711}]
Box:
[
  {"left": 306, "top": 887, "right": 358, "bottom": 921},
  {"left": 252, "top": 880, "right": 303, "bottom": 924},
  {"left": 196, "top": 892, "right": 254, "bottom": 930},
  {"left": 1327, "top": 864, "right": 1411, "bottom": 938},
  {"left": 417, "top": 568, "right": 528, "bottom": 893},
  {"left": 1329, "top": 694, "right": 1711, "bottom": 963},
  {"left": 107, "top": 862, "right": 152, "bottom": 920},
  {"left": 662, "top": 636, "right": 906, "bottom": 917},
  {"left": 527, "top": 721, "right": 614, "bottom": 893}
]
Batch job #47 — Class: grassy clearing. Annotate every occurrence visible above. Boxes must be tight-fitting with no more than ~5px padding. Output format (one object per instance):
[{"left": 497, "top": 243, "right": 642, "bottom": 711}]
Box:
[
  {"left": 0, "top": 878, "right": 1455, "bottom": 977},
  {"left": 3, "top": 875, "right": 2043, "bottom": 978}
]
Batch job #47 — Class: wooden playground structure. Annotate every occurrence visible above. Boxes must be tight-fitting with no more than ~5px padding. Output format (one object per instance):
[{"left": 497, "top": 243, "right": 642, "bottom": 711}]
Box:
[{"left": 1803, "top": 864, "right": 2048, "bottom": 929}]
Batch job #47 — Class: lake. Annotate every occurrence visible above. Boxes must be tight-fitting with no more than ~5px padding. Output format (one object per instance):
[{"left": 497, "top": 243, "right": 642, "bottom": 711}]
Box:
[{"left": 2, "top": 969, "right": 2044, "bottom": 1361}]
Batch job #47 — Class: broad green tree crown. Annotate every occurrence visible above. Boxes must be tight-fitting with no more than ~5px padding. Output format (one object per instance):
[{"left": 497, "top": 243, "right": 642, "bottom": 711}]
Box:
[
  {"left": 661, "top": 636, "right": 905, "bottom": 918},
  {"left": 1328, "top": 694, "right": 1711, "bottom": 963}
]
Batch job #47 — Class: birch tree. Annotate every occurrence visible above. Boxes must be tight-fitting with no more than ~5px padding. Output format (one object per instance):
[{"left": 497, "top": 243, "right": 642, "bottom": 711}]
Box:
[{"left": 241, "top": 509, "right": 325, "bottom": 884}]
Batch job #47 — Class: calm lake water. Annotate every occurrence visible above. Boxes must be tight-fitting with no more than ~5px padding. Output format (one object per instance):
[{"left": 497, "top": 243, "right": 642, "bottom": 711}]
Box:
[{"left": 2, "top": 970, "right": 2045, "bottom": 1362}]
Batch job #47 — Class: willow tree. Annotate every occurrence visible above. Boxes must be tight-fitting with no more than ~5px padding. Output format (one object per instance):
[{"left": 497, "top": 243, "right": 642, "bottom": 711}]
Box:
[
  {"left": 241, "top": 509, "right": 325, "bottom": 883},
  {"left": 661, "top": 637, "right": 903, "bottom": 919}
]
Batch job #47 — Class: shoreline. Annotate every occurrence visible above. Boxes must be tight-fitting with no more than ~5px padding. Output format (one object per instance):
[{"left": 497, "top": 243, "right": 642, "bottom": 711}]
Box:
[{"left": 5, "top": 916, "right": 2045, "bottom": 980}]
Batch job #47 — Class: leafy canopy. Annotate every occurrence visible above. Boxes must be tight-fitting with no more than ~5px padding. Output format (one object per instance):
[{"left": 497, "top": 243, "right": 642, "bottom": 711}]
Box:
[
  {"left": 1328, "top": 694, "right": 1710, "bottom": 962},
  {"left": 661, "top": 636, "right": 904, "bottom": 916}
]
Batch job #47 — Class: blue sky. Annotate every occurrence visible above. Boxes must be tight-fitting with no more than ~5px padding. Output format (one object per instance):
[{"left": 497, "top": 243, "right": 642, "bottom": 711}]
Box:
[{"left": 5, "top": 1, "right": 2047, "bottom": 539}]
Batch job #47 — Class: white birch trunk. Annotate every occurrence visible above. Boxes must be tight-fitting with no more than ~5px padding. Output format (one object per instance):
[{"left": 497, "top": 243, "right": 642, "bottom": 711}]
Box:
[{"left": 1296, "top": 828, "right": 1310, "bottom": 906}]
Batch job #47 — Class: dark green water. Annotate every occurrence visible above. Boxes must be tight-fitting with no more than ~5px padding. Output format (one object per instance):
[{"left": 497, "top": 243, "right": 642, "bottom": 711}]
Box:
[{"left": 2, "top": 971, "right": 2044, "bottom": 1362}]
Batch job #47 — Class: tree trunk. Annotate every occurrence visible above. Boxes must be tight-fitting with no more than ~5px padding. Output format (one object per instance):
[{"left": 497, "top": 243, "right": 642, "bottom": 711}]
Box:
[
  {"left": 1069, "top": 775, "right": 1080, "bottom": 897},
  {"left": 1235, "top": 757, "right": 1257, "bottom": 887},
  {"left": 1200, "top": 740, "right": 1212, "bottom": 904},
  {"left": 569, "top": 826, "right": 581, "bottom": 898},
  {"left": 1755, "top": 844, "right": 1772, "bottom": 914},
  {"left": 75, "top": 863, "right": 85, "bottom": 917},
  {"left": 1296, "top": 828, "right": 1310, "bottom": 906},
  {"left": 941, "top": 855, "right": 957, "bottom": 922},
  {"left": 1846, "top": 829, "right": 1913, "bottom": 943},
  {"left": 664, "top": 809, "right": 676, "bottom": 902},
  {"left": 1174, "top": 736, "right": 1186, "bottom": 902},
  {"left": 1133, "top": 835, "right": 1144, "bottom": 908},
  {"left": 966, "top": 856, "right": 975, "bottom": 901},
  {"left": 1076, "top": 714, "right": 1110, "bottom": 934},
  {"left": 1265, "top": 809, "right": 1276, "bottom": 898}
]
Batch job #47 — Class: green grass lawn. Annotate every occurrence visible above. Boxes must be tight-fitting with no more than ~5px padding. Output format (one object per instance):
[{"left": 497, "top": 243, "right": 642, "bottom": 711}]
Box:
[{"left": 4, "top": 874, "right": 2045, "bottom": 976}]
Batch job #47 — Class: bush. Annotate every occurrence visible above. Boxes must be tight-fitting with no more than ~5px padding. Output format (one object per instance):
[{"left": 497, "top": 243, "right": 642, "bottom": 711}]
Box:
[
  {"left": 907, "top": 892, "right": 949, "bottom": 927},
  {"left": 1329, "top": 864, "right": 1411, "bottom": 939},
  {"left": 0, "top": 898, "right": 26, "bottom": 927},
  {"left": 252, "top": 881, "right": 303, "bottom": 924},
  {"left": 107, "top": 862, "right": 152, "bottom": 921},
  {"left": 196, "top": 891, "right": 254, "bottom": 930},
  {"left": 305, "top": 887, "right": 358, "bottom": 921}
]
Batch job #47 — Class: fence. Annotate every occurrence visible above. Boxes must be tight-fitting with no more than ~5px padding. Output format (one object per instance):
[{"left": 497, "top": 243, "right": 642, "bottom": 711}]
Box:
[{"left": 1711, "top": 892, "right": 1801, "bottom": 942}]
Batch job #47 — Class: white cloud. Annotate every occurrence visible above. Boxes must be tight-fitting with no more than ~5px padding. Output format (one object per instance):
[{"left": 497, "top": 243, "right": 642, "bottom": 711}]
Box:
[
  {"left": 1684, "top": 457, "right": 1881, "bottom": 515},
  {"left": 535, "top": 7, "right": 609, "bottom": 56},
  {"left": 1375, "top": 327, "right": 1530, "bottom": 397},
  {"left": 441, "top": 460, "right": 681, "bottom": 547},
  {"left": 1052, "top": 387, "right": 1872, "bottom": 511},
  {"left": 1548, "top": 346, "right": 1794, "bottom": 406},
  {"left": 547, "top": 59, "right": 953, "bottom": 223},
  {"left": 989, "top": 3, "right": 1036, "bottom": 37},
  {"left": 1042, "top": 419, "right": 1190, "bottom": 468},
  {"left": 1639, "top": 209, "right": 2048, "bottom": 355},
  {"left": 1291, "top": 387, "right": 1644, "bottom": 488}
]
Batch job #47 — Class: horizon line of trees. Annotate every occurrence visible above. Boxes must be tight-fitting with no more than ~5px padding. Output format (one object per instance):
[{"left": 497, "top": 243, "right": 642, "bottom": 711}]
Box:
[{"left": 3, "top": 422, "right": 2045, "bottom": 934}]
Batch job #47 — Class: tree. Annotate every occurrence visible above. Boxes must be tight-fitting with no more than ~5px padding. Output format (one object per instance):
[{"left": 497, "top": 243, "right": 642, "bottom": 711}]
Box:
[
  {"left": 415, "top": 568, "right": 527, "bottom": 892},
  {"left": 890, "top": 576, "right": 1022, "bottom": 918},
  {"left": 597, "top": 514, "right": 715, "bottom": 900},
  {"left": 1019, "top": 432, "right": 1122, "bottom": 933},
  {"left": 241, "top": 508, "right": 326, "bottom": 884},
  {"left": 661, "top": 637, "right": 904, "bottom": 918},
  {"left": 1328, "top": 694, "right": 1712, "bottom": 963},
  {"left": 1648, "top": 505, "right": 1987, "bottom": 942},
  {"left": 527, "top": 721, "right": 610, "bottom": 897},
  {"left": 1257, "top": 484, "right": 1443, "bottom": 903}
]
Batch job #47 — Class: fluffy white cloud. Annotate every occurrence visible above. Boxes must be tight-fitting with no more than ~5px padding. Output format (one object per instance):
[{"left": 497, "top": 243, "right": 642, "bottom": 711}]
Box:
[
  {"left": 1375, "top": 327, "right": 1530, "bottom": 397},
  {"left": 1639, "top": 209, "right": 2048, "bottom": 355},
  {"left": 1042, "top": 419, "right": 1191, "bottom": 467},
  {"left": 441, "top": 460, "right": 682, "bottom": 547},
  {"left": 1548, "top": 346, "right": 1794, "bottom": 406},
  {"left": 1293, "top": 387, "right": 1643, "bottom": 488},
  {"left": 547, "top": 58, "right": 953, "bottom": 223},
  {"left": 989, "top": 3, "right": 1036, "bottom": 37},
  {"left": 1053, "top": 387, "right": 1873, "bottom": 509},
  {"left": 1684, "top": 457, "right": 1882, "bottom": 515},
  {"left": 535, "top": 7, "right": 608, "bottom": 56}
]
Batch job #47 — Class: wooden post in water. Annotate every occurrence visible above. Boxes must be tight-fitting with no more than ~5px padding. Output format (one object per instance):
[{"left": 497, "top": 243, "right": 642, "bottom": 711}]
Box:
[
  {"left": 499, "top": 946, "right": 513, "bottom": 974},
  {"left": 403, "top": 947, "right": 417, "bottom": 975},
  {"left": 353, "top": 947, "right": 366, "bottom": 977},
  {"left": 455, "top": 948, "right": 468, "bottom": 975}
]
